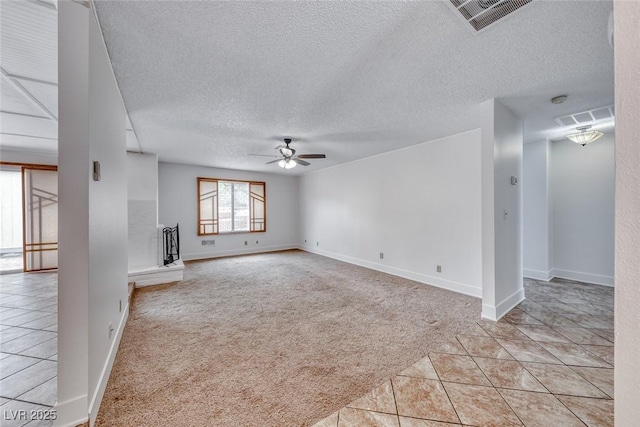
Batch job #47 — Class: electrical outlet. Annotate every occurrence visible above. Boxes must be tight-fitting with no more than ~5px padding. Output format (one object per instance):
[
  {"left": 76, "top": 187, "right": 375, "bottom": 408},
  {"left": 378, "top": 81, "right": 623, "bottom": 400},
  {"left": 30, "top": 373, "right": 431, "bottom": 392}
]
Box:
[
  {"left": 201, "top": 240, "right": 215, "bottom": 246},
  {"left": 379, "top": 252, "right": 384, "bottom": 259},
  {"left": 108, "top": 322, "right": 114, "bottom": 339},
  {"left": 437, "top": 265, "right": 442, "bottom": 273}
]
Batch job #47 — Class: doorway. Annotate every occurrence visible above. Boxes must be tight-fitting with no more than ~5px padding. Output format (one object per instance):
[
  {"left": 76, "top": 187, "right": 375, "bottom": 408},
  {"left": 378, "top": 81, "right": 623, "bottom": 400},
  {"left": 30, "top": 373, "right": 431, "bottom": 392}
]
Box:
[{"left": 0, "top": 163, "right": 58, "bottom": 273}]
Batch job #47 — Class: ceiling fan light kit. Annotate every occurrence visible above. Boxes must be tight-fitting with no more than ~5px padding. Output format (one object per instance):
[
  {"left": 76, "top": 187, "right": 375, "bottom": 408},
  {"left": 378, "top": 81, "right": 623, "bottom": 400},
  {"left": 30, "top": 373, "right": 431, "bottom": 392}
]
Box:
[{"left": 278, "top": 158, "right": 297, "bottom": 169}]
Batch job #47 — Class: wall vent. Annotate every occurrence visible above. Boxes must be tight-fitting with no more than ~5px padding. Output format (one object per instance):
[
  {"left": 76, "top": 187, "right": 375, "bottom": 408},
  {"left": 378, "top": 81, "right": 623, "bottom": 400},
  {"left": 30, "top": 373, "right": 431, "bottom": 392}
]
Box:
[
  {"left": 554, "top": 105, "right": 615, "bottom": 128},
  {"left": 449, "top": 0, "right": 534, "bottom": 32}
]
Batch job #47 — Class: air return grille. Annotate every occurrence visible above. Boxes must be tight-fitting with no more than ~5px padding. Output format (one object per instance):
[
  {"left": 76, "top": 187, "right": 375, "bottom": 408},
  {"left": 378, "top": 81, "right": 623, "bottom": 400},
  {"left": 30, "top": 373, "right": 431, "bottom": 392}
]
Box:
[{"left": 450, "top": 0, "right": 534, "bottom": 32}]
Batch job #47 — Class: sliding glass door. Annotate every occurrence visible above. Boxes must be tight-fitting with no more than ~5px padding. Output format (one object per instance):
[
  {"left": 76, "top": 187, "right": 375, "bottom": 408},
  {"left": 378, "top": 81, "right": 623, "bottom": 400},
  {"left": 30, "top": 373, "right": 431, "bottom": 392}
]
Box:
[{"left": 23, "top": 167, "right": 58, "bottom": 272}]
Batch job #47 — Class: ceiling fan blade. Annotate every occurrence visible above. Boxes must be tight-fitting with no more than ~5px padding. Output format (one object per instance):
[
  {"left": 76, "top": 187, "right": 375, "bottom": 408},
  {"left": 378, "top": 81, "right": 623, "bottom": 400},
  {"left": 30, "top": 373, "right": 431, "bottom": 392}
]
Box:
[
  {"left": 266, "top": 159, "right": 281, "bottom": 164},
  {"left": 295, "top": 159, "right": 311, "bottom": 166},
  {"left": 297, "top": 154, "right": 326, "bottom": 159},
  {"left": 249, "top": 153, "right": 280, "bottom": 158}
]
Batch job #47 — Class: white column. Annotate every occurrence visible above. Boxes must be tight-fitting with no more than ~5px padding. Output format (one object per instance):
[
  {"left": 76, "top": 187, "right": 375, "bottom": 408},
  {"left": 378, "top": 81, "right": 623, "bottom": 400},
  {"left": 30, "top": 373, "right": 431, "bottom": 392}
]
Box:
[
  {"left": 127, "top": 152, "right": 160, "bottom": 272},
  {"left": 523, "top": 139, "right": 552, "bottom": 280},
  {"left": 481, "top": 99, "right": 524, "bottom": 320}
]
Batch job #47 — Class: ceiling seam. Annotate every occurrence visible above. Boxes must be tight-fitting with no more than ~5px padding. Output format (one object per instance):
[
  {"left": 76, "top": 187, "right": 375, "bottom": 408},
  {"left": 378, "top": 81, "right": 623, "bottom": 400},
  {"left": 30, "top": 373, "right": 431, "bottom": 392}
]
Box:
[{"left": 1, "top": 67, "right": 57, "bottom": 121}]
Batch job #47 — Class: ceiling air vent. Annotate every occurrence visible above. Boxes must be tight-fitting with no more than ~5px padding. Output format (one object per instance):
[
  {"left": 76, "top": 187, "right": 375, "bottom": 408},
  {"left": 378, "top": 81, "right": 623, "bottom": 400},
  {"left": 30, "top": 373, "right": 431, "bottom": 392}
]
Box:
[
  {"left": 449, "top": 0, "right": 534, "bottom": 32},
  {"left": 554, "top": 105, "right": 615, "bottom": 127}
]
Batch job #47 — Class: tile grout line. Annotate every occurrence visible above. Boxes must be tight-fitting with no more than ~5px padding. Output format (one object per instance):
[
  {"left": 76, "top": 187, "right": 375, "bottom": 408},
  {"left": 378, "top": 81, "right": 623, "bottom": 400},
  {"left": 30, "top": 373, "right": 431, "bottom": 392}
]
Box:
[
  {"left": 428, "top": 353, "right": 463, "bottom": 425},
  {"left": 388, "top": 377, "right": 401, "bottom": 426},
  {"left": 491, "top": 386, "right": 528, "bottom": 427},
  {"left": 567, "top": 366, "right": 614, "bottom": 399},
  {"left": 0, "top": 368, "right": 57, "bottom": 406},
  {"left": 0, "top": 394, "right": 55, "bottom": 409}
]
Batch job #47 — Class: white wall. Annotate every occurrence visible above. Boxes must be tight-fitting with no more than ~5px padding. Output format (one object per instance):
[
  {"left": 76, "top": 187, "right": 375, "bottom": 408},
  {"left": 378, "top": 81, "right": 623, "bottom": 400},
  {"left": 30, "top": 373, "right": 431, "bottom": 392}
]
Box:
[
  {"left": 87, "top": 8, "right": 129, "bottom": 423},
  {"left": 550, "top": 134, "right": 615, "bottom": 285},
  {"left": 158, "top": 162, "right": 299, "bottom": 260},
  {"left": 481, "top": 99, "right": 524, "bottom": 320},
  {"left": 522, "top": 135, "right": 615, "bottom": 286},
  {"left": 614, "top": 0, "right": 640, "bottom": 423},
  {"left": 127, "top": 152, "right": 159, "bottom": 272},
  {"left": 57, "top": 3, "right": 129, "bottom": 426},
  {"left": 523, "top": 140, "right": 551, "bottom": 279},
  {"left": 299, "top": 129, "right": 482, "bottom": 297}
]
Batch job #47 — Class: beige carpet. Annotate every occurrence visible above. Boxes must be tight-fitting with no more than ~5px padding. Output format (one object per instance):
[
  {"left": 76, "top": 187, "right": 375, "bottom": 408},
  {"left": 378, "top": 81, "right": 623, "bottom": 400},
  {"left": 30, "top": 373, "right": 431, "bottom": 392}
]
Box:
[{"left": 95, "top": 250, "right": 481, "bottom": 426}]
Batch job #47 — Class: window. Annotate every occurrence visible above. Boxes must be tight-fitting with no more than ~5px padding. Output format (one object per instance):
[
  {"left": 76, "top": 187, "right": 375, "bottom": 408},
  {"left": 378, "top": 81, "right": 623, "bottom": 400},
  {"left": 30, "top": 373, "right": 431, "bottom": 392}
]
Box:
[{"left": 198, "top": 178, "right": 265, "bottom": 235}]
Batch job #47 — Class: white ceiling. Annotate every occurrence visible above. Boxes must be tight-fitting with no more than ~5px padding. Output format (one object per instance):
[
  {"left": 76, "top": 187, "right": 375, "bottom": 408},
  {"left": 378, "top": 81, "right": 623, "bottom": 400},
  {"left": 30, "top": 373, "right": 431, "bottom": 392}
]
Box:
[
  {"left": 0, "top": 0, "right": 58, "bottom": 157},
  {"left": 1, "top": 1, "right": 614, "bottom": 174}
]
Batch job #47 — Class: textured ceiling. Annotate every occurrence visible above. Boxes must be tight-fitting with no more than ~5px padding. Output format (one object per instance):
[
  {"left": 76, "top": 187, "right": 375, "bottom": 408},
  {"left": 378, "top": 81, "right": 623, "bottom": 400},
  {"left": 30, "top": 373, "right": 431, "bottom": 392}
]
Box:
[
  {"left": 94, "top": 0, "right": 613, "bottom": 174},
  {"left": 2, "top": 1, "right": 614, "bottom": 172}
]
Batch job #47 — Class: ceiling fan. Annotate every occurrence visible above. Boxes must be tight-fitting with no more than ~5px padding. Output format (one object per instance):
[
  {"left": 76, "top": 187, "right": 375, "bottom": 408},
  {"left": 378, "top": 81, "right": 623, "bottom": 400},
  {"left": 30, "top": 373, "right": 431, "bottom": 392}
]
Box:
[{"left": 250, "top": 138, "right": 326, "bottom": 169}]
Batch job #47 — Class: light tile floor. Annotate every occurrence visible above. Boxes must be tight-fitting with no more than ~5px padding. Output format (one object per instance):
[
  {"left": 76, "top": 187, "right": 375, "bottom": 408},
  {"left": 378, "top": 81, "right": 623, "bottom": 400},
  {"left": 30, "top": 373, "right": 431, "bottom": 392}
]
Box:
[
  {"left": 0, "top": 253, "right": 23, "bottom": 274},
  {"left": 313, "top": 278, "right": 614, "bottom": 427},
  {"left": 0, "top": 272, "right": 57, "bottom": 427}
]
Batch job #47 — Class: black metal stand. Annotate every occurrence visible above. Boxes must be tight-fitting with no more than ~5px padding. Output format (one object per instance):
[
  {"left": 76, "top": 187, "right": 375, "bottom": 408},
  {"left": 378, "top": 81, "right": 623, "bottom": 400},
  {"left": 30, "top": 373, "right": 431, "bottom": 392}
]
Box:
[{"left": 163, "top": 223, "right": 180, "bottom": 265}]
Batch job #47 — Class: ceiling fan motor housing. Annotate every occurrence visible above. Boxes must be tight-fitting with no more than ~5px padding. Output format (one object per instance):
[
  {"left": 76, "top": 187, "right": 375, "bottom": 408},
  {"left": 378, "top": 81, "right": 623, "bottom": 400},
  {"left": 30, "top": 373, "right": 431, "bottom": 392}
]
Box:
[{"left": 280, "top": 139, "right": 295, "bottom": 157}]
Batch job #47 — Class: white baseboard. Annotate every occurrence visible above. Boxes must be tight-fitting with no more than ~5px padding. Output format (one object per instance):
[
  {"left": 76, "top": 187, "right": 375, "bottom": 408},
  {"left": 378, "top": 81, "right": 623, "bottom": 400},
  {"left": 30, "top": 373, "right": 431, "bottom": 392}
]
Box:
[
  {"left": 87, "top": 302, "right": 129, "bottom": 426},
  {"left": 129, "top": 259, "right": 185, "bottom": 288},
  {"left": 482, "top": 287, "right": 525, "bottom": 321},
  {"left": 53, "top": 394, "right": 88, "bottom": 427},
  {"left": 182, "top": 244, "right": 298, "bottom": 262},
  {"left": 550, "top": 268, "right": 614, "bottom": 287},
  {"left": 300, "top": 246, "right": 482, "bottom": 298},
  {"left": 524, "top": 267, "right": 614, "bottom": 287},
  {"left": 523, "top": 268, "right": 553, "bottom": 281}
]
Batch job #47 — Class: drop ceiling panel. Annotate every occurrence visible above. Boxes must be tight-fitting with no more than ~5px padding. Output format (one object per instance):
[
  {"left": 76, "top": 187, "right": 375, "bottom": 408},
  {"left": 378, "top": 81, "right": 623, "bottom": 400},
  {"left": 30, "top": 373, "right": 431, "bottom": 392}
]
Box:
[
  {"left": 36, "top": 0, "right": 57, "bottom": 10},
  {"left": 1, "top": 81, "right": 46, "bottom": 117},
  {"left": 0, "top": 133, "right": 57, "bottom": 155},
  {"left": 0, "top": 112, "right": 57, "bottom": 139},
  {"left": 18, "top": 80, "right": 58, "bottom": 118},
  {"left": 0, "top": 0, "right": 57, "bottom": 83}
]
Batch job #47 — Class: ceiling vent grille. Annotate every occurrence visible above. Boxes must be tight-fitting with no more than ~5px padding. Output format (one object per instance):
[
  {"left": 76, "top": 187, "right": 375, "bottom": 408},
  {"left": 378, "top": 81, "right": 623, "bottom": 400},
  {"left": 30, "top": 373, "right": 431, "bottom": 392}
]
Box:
[
  {"left": 449, "top": 0, "right": 534, "bottom": 32},
  {"left": 554, "top": 105, "right": 615, "bottom": 127}
]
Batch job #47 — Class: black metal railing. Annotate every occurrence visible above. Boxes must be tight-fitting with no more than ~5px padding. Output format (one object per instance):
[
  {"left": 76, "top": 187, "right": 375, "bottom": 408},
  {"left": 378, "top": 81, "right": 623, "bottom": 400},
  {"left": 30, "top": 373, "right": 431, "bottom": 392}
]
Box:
[{"left": 163, "top": 224, "right": 180, "bottom": 265}]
